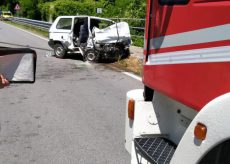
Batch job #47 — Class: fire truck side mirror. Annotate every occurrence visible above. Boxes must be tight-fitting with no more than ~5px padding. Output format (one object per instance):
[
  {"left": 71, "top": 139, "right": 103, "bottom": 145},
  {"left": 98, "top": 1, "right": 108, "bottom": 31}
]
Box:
[
  {"left": 159, "top": 0, "right": 189, "bottom": 5},
  {"left": 0, "top": 48, "right": 37, "bottom": 83}
]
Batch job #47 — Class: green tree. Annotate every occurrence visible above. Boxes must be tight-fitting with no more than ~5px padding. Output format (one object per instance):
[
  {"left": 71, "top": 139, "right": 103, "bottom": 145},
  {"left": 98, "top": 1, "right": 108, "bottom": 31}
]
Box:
[
  {"left": 0, "top": 0, "right": 18, "bottom": 14},
  {"left": 19, "top": 0, "right": 41, "bottom": 19},
  {"left": 39, "top": 0, "right": 104, "bottom": 21},
  {"left": 2, "top": 0, "right": 146, "bottom": 21}
]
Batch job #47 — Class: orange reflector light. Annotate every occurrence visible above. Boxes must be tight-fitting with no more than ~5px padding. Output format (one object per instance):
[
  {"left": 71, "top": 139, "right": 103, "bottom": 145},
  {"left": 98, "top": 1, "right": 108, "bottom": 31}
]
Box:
[
  {"left": 128, "top": 99, "right": 135, "bottom": 120},
  {"left": 194, "top": 123, "right": 207, "bottom": 141}
]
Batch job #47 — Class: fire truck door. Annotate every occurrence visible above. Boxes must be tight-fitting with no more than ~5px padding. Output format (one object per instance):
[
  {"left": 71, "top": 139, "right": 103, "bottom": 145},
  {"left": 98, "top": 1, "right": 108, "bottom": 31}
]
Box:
[{"left": 144, "top": 0, "right": 230, "bottom": 110}]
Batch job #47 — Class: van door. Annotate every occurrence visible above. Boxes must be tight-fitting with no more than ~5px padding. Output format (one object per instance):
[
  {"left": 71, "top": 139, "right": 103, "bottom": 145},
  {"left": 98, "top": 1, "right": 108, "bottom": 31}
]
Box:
[
  {"left": 50, "top": 17, "right": 74, "bottom": 49},
  {"left": 73, "top": 17, "right": 88, "bottom": 46}
]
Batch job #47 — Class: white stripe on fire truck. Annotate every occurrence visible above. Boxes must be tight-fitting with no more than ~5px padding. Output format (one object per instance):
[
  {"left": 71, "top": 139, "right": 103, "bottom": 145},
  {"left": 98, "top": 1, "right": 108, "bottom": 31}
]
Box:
[
  {"left": 148, "top": 24, "right": 230, "bottom": 49},
  {"left": 146, "top": 46, "right": 230, "bottom": 65}
]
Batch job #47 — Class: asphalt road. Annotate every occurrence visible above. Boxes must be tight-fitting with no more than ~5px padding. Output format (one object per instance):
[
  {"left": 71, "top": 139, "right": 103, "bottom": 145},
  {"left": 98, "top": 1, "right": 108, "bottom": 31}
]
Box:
[{"left": 0, "top": 21, "right": 143, "bottom": 164}]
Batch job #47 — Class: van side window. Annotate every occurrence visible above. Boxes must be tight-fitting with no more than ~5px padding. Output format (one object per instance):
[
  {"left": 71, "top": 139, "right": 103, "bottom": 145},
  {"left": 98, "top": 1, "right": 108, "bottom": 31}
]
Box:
[
  {"left": 56, "top": 18, "right": 72, "bottom": 30},
  {"left": 98, "top": 20, "right": 113, "bottom": 29}
]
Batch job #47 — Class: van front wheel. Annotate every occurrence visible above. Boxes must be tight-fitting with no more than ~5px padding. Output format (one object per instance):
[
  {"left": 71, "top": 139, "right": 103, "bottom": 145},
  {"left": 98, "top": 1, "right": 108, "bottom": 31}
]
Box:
[
  {"left": 54, "top": 43, "right": 66, "bottom": 58},
  {"left": 85, "top": 50, "right": 99, "bottom": 62}
]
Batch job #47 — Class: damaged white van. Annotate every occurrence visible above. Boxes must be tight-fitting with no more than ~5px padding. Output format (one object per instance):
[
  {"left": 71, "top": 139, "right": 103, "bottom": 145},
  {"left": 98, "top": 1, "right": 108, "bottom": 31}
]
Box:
[{"left": 48, "top": 16, "right": 131, "bottom": 62}]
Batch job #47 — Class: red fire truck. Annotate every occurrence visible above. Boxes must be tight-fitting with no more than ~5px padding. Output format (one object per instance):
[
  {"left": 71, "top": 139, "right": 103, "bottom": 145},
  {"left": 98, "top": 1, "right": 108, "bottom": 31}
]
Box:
[{"left": 125, "top": 0, "right": 230, "bottom": 163}]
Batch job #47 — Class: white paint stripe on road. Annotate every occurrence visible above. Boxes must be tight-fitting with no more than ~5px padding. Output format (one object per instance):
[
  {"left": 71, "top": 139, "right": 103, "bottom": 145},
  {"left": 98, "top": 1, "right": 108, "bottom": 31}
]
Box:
[
  {"left": 105, "top": 64, "right": 142, "bottom": 81},
  {"left": 7, "top": 22, "right": 49, "bottom": 41},
  {"left": 122, "top": 72, "right": 142, "bottom": 81}
]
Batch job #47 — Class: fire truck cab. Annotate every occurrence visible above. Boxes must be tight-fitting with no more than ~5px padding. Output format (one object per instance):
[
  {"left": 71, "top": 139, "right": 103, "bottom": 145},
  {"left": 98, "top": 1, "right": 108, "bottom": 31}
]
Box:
[{"left": 125, "top": 0, "right": 230, "bottom": 163}]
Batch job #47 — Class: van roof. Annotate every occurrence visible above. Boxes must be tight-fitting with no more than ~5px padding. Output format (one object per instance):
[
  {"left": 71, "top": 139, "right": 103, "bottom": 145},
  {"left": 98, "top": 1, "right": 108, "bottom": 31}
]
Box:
[{"left": 57, "top": 15, "right": 114, "bottom": 23}]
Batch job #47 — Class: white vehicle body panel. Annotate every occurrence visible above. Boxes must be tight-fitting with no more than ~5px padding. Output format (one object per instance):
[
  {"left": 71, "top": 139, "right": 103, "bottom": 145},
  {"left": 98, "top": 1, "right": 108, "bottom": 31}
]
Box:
[
  {"left": 49, "top": 16, "right": 74, "bottom": 50},
  {"left": 125, "top": 89, "right": 144, "bottom": 154},
  {"left": 171, "top": 93, "right": 230, "bottom": 164},
  {"left": 125, "top": 89, "right": 230, "bottom": 163},
  {"left": 93, "top": 22, "right": 131, "bottom": 44}
]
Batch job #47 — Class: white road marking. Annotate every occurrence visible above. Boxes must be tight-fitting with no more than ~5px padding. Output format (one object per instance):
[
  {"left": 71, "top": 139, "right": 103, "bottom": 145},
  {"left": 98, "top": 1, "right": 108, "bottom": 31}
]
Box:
[
  {"left": 122, "top": 72, "right": 142, "bottom": 81},
  {"left": 107, "top": 65, "right": 142, "bottom": 81}
]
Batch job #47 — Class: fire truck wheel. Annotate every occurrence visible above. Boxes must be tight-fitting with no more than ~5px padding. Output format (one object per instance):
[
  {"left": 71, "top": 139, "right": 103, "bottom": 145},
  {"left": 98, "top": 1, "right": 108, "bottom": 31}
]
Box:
[
  {"left": 54, "top": 43, "right": 66, "bottom": 58},
  {"left": 144, "top": 85, "right": 154, "bottom": 101},
  {"left": 85, "top": 50, "right": 99, "bottom": 62}
]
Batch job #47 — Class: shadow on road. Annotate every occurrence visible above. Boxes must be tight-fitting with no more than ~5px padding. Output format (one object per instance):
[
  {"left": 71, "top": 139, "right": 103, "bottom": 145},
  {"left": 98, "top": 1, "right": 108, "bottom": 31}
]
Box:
[
  {"left": 58, "top": 53, "right": 120, "bottom": 64},
  {"left": 63, "top": 54, "right": 84, "bottom": 61}
]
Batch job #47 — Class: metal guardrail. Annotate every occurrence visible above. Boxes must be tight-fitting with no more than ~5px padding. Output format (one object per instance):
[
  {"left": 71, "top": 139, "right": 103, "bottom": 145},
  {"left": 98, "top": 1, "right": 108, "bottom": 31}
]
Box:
[
  {"left": 11, "top": 17, "right": 52, "bottom": 30},
  {"left": 110, "top": 18, "right": 145, "bottom": 21},
  {"left": 11, "top": 17, "right": 144, "bottom": 38}
]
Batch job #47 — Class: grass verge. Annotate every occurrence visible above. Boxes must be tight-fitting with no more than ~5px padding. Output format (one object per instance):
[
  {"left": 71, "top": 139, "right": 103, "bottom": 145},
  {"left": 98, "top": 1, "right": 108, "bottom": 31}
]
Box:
[
  {"left": 6, "top": 21, "right": 49, "bottom": 38},
  {"left": 114, "top": 56, "right": 143, "bottom": 76}
]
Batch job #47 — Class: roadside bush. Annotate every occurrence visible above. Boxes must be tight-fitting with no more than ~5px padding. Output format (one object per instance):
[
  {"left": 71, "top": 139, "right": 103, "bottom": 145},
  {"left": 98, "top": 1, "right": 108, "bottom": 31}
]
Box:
[
  {"left": 39, "top": 0, "right": 103, "bottom": 21},
  {"left": 131, "top": 36, "right": 144, "bottom": 47},
  {"left": 0, "top": 5, "right": 9, "bottom": 11},
  {"left": 19, "top": 0, "right": 41, "bottom": 19}
]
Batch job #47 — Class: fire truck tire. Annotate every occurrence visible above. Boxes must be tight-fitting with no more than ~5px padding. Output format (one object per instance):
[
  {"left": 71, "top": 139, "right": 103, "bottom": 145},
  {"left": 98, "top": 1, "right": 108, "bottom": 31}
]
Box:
[
  {"left": 199, "top": 139, "right": 230, "bottom": 163},
  {"left": 144, "top": 85, "right": 154, "bottom": 101},
  {"left": 54, "top": 43, "right": 66, "bottom": 58},
  {"left": 85, "top": 50, "right": 99, "bottom": 62}
]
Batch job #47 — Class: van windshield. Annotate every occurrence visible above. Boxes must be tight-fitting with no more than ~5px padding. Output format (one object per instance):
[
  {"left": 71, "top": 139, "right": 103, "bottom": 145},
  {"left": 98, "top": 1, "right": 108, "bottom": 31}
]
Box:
[{"left": 90, "top": 19, "right": 114, "bottom": 31}]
